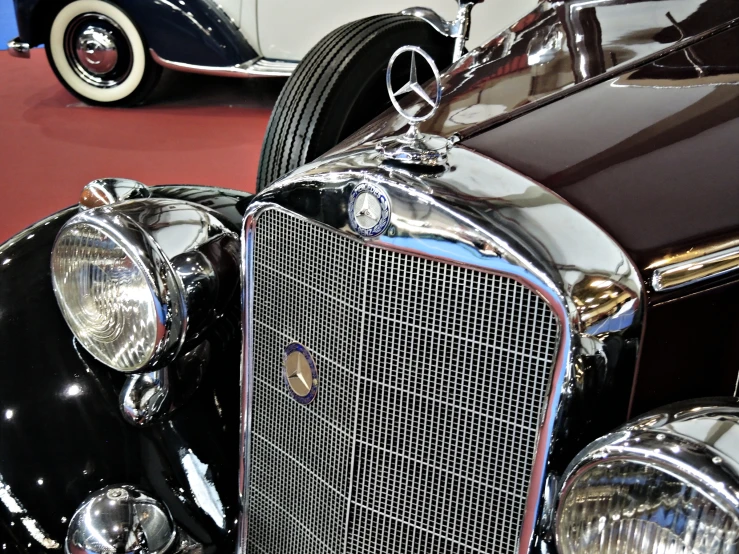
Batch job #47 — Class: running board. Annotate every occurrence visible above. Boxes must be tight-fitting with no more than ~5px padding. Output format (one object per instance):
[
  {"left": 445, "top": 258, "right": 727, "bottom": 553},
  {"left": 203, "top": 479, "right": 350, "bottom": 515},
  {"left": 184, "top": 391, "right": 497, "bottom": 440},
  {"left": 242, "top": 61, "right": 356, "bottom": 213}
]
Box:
[{"left": 150, "top": 50, "right": 298, "bottom": 78}]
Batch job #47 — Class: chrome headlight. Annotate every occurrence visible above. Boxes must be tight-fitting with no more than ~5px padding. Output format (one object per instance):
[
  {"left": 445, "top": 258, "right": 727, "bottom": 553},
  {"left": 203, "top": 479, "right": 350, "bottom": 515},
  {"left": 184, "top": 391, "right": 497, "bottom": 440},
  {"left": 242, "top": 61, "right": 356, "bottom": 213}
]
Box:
[
  {"left": 556, "top": 401, "right": 739, "bottom": 554},
  {"left": 51, "top": 198, "right": 237, "bottom": 372}
]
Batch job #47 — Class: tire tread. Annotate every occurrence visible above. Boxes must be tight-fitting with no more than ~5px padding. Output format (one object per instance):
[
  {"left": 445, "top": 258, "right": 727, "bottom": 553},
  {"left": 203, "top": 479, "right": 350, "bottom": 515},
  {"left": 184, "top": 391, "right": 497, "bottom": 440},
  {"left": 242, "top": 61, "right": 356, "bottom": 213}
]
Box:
[{"left": 257, "top": 14, "right": 448, "bottom": 190}]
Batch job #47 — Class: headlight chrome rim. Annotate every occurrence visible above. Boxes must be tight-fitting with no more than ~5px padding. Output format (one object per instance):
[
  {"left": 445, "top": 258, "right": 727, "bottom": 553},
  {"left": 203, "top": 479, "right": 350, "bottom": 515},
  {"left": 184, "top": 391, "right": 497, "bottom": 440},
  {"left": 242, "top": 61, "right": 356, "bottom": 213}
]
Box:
[
  {"left": 51, "top": 206, "right": 187, "bottom": 372},
  {"left": 556, "top": 400, "right": 739, "bottom": 554}
]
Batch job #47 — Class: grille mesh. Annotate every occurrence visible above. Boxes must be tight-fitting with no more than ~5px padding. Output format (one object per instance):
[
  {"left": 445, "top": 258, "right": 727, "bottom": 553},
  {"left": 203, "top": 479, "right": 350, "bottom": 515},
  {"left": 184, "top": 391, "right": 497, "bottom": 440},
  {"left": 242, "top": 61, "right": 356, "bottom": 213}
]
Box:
[{"left": 246, "top": 208, "right": 559, "bottom": 554}]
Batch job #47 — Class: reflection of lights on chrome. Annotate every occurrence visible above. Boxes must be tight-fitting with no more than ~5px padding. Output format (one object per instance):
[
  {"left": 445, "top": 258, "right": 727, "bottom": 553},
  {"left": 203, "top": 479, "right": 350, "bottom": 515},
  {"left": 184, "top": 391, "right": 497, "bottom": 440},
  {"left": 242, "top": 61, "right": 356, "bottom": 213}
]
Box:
[
  {"left": 4, "top": 410, "right": 13, "bottom": 420},
  {"left": 1, "top": 259, "right": 10, "bottom": 266},
  {"left": 66, "top": 384, "right": 82, "bottom": 397}
]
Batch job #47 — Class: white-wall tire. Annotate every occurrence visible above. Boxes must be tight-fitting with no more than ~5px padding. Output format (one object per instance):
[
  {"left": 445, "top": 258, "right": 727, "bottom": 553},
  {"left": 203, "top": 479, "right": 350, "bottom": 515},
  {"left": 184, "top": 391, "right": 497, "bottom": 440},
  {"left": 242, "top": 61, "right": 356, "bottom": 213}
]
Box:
[{"left": 47, "top": 0, "right": 161, "bottom": 106}]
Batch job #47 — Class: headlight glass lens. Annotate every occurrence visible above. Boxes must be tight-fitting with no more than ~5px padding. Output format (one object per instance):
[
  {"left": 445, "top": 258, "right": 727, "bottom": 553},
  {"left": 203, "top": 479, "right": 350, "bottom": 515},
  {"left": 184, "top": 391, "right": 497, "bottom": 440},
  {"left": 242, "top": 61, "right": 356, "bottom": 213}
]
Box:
[
  {"left": 51, "top": 222, "right": 159, "bottom": 371},
  {"left": 557, "top": 460, "right": 739, "bottom": 554}
]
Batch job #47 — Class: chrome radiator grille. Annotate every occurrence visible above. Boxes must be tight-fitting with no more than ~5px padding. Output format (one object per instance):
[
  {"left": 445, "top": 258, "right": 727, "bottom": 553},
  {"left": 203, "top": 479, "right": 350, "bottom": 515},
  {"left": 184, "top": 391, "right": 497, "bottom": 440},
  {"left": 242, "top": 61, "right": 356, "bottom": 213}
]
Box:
[{"left": 246, "top": 208, "right": 560, "bottom": 554}]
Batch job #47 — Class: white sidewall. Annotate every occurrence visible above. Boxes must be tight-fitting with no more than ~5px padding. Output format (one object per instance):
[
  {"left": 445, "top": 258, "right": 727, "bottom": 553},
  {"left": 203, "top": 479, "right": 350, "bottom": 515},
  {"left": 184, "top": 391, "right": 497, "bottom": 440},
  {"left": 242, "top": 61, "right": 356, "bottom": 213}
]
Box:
[{"left": 49, "top": 0, "right": 146, "bottom": 102}]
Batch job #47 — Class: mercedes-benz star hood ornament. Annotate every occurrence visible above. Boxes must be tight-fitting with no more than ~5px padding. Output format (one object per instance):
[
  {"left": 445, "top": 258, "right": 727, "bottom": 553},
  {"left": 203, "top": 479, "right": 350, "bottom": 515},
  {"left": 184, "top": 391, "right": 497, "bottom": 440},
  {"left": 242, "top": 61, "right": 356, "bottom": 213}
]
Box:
[
  {"left": 377, "top": 46, "right": 454, "bottom": 167},
  {"left": 387, "top": 46, "right": 442, "bottom": 125}
]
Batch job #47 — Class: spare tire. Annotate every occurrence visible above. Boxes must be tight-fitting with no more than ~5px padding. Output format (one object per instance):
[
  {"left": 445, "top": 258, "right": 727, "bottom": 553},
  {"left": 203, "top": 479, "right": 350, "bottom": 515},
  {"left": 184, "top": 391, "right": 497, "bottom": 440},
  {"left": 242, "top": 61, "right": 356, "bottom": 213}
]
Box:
[{"left": 256, "top": 14, "right": 453, "bottom": 191}]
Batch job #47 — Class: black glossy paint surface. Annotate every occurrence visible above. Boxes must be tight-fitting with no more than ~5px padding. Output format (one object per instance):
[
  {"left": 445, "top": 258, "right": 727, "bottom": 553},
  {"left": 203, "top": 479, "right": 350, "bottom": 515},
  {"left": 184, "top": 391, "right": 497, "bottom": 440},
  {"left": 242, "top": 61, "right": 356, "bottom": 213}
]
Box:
[
  {"left": 0, "top": 186, "right": 252, "bottom": 552},
  {"left": 631, "top": 281, "right": 739, "bottom": 417}
]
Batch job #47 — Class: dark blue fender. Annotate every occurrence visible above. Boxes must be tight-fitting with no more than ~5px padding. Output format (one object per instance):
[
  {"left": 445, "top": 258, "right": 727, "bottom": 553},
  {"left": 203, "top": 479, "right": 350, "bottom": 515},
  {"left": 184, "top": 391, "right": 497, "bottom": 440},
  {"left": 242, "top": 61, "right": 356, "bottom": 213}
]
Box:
[
  {"left": 0, "top": 186, "right": 253, "bottom": 552},
  {"left": 12, "top": 0, "right": 257, "bottom": 67}
]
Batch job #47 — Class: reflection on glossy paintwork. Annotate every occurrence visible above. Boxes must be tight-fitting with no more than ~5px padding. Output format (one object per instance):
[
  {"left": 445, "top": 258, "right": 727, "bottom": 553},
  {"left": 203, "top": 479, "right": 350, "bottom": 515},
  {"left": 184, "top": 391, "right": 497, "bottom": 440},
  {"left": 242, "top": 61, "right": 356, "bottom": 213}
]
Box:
[
  {"left": 0, "top": 209, "right": 74, "bottom": 255},
  {"left": 340, "top": 0, "right": 739, "bottom": 148},
  {"left": 179, "top": 445, "right": 226, "bottom": 531},
  {"left": 0, "top": 473, "right": 60, "bottom": 549}
]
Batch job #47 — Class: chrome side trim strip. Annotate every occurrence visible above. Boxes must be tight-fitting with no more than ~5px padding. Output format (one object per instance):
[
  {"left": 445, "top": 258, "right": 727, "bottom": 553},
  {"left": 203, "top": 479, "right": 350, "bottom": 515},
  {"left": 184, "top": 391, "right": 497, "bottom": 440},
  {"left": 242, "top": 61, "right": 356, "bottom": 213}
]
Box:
[
  {"left": 238, "top": 144, "right": 645, "bottom": 554},
  {"left": 242, "top": 58, "right": 299, "bottom": 77},
  {"left": 651, "top": 244, "right": 739, "bottom": 292},
  {"left": 149, "top": 49, "right": 298, "bottom": 78},
  {"left": 7, "top": 38, "right": 30, "bottom": 59}
]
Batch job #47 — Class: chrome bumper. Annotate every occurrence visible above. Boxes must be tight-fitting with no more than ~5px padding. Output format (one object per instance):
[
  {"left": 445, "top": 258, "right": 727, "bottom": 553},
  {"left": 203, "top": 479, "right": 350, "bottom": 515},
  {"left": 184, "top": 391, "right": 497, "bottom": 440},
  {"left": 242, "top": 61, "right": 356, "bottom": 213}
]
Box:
[{"left": 7, "top": 38, "right": 30, "bottom": 58}]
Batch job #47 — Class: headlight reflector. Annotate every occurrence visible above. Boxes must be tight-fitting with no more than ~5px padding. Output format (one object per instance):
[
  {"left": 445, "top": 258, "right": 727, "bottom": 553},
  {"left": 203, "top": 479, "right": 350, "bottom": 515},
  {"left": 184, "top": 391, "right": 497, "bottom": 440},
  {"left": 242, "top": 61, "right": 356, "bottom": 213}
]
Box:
[
  {"left": 556, "top": 402, "right": 739, "bottom": 554},
  {"left": 52, "top": 223, "right": 161, "bottom": 371},
  {"left": 557, "top": 459, "right": 739, "bottom": 554},
  {"left": 51, "top": 207, "right": 186, "bottom": 372}
]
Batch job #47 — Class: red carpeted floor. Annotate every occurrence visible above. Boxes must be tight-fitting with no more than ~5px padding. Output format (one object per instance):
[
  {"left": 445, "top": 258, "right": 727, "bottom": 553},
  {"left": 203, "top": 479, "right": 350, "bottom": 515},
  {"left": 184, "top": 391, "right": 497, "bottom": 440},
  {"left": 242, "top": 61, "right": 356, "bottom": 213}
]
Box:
[{"left": 0, "top": 49, "right": 283, "bottom": 243}]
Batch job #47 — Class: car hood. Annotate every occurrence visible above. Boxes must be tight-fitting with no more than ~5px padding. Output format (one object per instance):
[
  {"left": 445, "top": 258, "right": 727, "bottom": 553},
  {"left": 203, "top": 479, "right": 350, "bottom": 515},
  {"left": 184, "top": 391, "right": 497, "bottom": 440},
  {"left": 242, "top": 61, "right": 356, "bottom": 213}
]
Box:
[{"left": 334, "top": 0, "right": 739, "bottom": 151}]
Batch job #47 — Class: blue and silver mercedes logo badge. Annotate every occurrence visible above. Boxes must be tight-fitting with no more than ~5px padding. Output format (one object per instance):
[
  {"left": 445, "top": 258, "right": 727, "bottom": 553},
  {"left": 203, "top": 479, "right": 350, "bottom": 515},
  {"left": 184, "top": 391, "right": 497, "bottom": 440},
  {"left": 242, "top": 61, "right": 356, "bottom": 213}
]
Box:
[
  {"left": 348, "top": 182, "right": 392, "bottom": 238},
  {"left": 283, "top": 342, "right": 318, "bottom": 404}
]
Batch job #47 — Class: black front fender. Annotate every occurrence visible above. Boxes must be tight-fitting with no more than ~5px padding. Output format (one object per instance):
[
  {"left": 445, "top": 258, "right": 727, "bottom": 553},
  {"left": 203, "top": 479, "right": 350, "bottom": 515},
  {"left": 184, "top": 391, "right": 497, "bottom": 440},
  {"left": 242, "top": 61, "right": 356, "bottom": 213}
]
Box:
[{"left": 0, "top": 185, "right": 252, "bottom": 552}]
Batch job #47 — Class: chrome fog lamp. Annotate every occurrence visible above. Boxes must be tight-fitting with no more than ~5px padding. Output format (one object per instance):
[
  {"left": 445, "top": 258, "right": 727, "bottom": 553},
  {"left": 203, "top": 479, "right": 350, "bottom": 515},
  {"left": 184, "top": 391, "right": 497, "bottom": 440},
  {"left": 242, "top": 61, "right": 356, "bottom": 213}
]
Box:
[
  {"left": 556, "top": 400, "right": 739, "bottom": 554},
  {"left": 51, "top": 198, "right": 237, "bottom": 372}
]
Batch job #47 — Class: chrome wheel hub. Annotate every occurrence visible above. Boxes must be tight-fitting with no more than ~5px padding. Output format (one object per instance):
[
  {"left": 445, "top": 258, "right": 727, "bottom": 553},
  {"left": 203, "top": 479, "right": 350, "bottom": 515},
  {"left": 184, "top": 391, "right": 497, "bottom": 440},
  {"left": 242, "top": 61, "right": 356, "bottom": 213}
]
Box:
[
  {"left": 64, "top": 14, "right": 132, "bottom": 88},
  {"left": 76, "top": 25, "right": 118, "bottom": 75}
]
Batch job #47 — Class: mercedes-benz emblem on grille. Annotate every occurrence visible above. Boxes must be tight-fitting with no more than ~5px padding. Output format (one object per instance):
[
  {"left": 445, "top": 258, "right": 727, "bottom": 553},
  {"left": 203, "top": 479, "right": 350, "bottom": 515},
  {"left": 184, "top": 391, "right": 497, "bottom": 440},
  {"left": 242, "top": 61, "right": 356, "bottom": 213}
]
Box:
[
  {"left": 283, "top": 342, "right": 318, "bottom": 404},
  {"left": 386, "top": 45, "right": 442, "bottom": 124},
  {"left": 348, "top": 182, "right": 392, "bottom": 238}
]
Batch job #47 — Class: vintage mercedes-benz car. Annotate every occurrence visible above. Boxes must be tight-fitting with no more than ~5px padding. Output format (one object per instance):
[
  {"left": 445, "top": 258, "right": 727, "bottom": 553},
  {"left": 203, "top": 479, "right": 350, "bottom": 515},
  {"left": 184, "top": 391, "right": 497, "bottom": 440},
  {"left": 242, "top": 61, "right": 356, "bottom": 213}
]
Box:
[
  {"left": 1, "top": 0, "right": 739, "bottom": 553},
  {"left": 5, "top": 0, "right": 513, "bottom": 106}
]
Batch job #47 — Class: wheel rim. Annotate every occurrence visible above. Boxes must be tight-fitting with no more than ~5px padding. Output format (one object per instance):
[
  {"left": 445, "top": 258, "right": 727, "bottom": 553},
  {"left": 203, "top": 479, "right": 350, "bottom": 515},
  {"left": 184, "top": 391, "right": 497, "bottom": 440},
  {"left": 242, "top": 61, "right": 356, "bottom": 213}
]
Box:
[{"left": 63, "top": 14, "right": 133, "bottom": 88}]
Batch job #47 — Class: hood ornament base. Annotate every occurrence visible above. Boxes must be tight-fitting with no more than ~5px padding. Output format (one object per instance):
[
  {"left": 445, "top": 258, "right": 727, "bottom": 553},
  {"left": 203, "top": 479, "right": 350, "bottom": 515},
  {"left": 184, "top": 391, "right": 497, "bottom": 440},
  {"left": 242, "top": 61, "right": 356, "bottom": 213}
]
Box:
[{"left": 376, "top": 126, "right": 457, "bottom": 167}]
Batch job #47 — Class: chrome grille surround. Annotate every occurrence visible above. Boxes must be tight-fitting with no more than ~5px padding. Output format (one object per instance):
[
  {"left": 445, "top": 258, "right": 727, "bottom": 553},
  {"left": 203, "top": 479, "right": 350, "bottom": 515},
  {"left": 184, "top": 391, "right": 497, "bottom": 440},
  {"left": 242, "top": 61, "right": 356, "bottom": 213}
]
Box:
[
  {"left": 240, "top": 147, "right": 644, "bottom": 554},
  {"left": 245, "top": 206, "right": 559, "bottom": 554}
]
